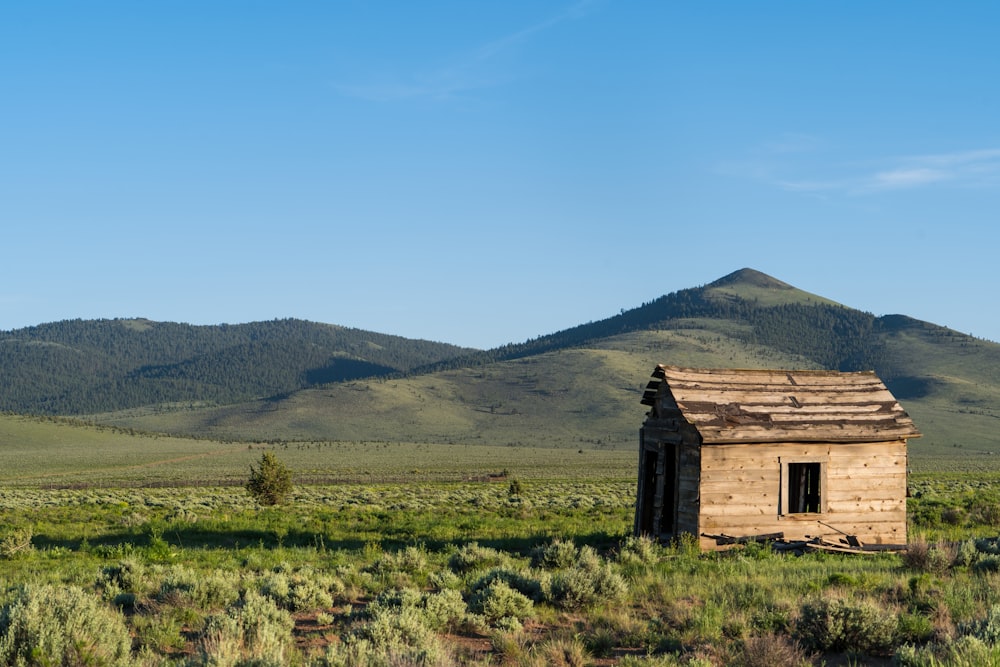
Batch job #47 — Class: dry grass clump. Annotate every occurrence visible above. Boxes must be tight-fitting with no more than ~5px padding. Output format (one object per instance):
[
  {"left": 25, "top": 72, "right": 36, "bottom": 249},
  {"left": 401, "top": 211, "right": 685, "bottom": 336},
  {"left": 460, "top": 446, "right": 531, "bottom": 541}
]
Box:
[
  {"left": 535, "top": 635, "right": 589, "bottom": 667},
  {"left": 736, "top": 633, "right": 812, "bottom": 667},
  {"left": 902, "top": 537, "right": 956, "bottom": 574}
]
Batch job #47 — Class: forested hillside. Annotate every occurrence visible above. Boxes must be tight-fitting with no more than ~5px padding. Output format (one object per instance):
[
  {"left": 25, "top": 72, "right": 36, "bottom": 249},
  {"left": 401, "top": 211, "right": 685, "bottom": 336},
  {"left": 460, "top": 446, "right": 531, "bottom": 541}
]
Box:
[
  {"left": 413, "top": 269, "right": 887, "bottom": 377},
  {"left": 0, "top": 318, "right": 472, "bottom": 414},
  {"left": 5, "top": 269, "right": 1000, "bottom": 456}
]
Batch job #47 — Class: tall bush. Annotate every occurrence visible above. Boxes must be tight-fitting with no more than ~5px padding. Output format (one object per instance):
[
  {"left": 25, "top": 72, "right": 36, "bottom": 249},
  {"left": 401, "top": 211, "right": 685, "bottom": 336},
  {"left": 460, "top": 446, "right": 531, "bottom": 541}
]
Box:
[{"left": 246, "top": 451, "right": 293, "bottom": 506}]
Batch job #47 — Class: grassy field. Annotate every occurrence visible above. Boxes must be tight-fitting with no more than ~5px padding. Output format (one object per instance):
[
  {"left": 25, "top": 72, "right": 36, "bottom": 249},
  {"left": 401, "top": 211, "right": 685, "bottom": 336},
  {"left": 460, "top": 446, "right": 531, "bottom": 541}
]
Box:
[
  {"left": 3, "top": 471, "right": 1000, "bottom": 665},
  {"left": 5, "top": 416, "right": 1000, "bottom": 664},
  {"left": 0, "top": 414, "right": 637, "bottom": 488},
  {"left": 2, "top": 408, "right": 998, "bottom": 493}
]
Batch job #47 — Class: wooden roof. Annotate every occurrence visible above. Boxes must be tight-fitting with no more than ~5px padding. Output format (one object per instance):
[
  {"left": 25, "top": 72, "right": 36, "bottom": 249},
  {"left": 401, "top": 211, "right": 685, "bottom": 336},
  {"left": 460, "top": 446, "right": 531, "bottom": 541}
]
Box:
[{"left": 641, "top": 365, "right": 921, "bottom": 444}]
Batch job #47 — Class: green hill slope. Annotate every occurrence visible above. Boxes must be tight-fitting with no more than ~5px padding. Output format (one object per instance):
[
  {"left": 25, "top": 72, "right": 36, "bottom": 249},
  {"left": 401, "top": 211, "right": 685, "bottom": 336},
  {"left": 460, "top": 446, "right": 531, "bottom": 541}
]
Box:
[
  {"left": 96, "top": 326, "right": 823, "bottom": 448},
  {"left": 0, "top": 318, "right": 473, "bottom": 414},
  {"left": 7, "top": 268, "right": 1000, "bottom": 462},
  {"left": 94, "top": 269, "right": 1000, "bottom": 460}
]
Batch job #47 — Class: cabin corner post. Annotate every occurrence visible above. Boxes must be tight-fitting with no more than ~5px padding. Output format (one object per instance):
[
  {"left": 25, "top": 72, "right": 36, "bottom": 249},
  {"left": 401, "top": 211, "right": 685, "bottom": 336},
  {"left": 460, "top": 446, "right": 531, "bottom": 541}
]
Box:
[{"left": 634, "top": 427, "right": 646, "bottom": 536}]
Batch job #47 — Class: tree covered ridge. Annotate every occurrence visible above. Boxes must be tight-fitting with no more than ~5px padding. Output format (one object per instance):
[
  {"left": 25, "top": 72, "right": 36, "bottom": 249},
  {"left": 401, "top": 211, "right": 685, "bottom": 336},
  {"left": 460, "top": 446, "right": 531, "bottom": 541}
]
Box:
[
  {"left": 409, "top": 285, "right": 889, "bottom": 374},
  {"left": 0, "top": 276, "right": 990, "bottom": 416},
  {"left": 0, "top": 318, "right": 472, "bottom": 415}
]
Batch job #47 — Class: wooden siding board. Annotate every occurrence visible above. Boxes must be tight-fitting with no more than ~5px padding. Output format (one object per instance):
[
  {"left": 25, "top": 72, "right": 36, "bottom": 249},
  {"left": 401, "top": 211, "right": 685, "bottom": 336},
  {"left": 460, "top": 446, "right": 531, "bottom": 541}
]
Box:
[{"left": 694, "top": 426, "right": 914, "bottom": 444}]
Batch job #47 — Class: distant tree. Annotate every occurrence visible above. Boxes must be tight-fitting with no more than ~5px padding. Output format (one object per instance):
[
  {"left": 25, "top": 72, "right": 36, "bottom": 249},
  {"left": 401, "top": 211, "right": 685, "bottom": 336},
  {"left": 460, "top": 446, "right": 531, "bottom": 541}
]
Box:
[{"left": 245, "top": 451, "right": 293, "bottom": 506}]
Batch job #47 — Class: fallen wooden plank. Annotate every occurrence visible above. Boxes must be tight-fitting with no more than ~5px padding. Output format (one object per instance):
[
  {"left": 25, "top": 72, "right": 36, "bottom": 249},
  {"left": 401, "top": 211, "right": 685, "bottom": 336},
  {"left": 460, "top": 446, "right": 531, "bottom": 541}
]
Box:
[{"left": 701, "top": 531, "right": 784, "bottom": 546}]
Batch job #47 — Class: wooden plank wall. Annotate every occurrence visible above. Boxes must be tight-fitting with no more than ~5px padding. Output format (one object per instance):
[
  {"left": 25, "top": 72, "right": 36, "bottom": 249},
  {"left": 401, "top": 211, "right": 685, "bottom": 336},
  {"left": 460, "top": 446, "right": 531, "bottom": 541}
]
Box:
[
  {"left": 697, "top": 440, "right": 907, "bottom": 550},
  {"left": 677, "top": 441, "right": 700, "bottom": 536}
]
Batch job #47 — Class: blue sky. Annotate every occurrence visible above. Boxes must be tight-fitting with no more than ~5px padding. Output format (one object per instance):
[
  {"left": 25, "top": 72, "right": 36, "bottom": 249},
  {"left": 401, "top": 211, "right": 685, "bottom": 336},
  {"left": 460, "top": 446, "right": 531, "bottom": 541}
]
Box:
[{"left": 3, "top": 1, "right": 999, "bottom": 348}]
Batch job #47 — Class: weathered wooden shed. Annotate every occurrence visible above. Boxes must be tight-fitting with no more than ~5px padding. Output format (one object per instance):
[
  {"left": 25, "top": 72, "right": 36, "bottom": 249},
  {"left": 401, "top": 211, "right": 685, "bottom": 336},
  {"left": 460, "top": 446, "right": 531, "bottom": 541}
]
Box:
[{"left": 635, "top": 365, "right": 921, "bottom": 551}]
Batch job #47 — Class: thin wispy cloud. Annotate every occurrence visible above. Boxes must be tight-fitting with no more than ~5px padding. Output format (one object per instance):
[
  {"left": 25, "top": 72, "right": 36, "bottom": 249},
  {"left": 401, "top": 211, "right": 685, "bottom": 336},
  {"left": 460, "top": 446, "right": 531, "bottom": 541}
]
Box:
[
  {"left": 738, "top": 140, "right": 1000, "bottom": 195},
  {"left": 475, "top": 0, "right": 597, "bottom": 61},
  {"left": 860, "top": 148, "right": 1000, "bottom": 192},
  {"left": 334, "top": 1, "right": 598, "bottom": 103},
  {"left": 869, "top": 167, "right": 949, "bottom": 190}
]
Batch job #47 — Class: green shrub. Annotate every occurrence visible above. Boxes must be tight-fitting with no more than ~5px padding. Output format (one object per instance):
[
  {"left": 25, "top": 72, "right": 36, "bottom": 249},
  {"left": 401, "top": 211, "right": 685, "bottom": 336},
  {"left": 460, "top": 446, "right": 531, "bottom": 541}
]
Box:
[
  {"left": 469, "top": 567, "right": 545, "bottom": 602},
  {"left": 973, "top": 556, "right": 1000, "bottom": 575},
  {"left": 794, "top": 596, "right": 897, "bottom": 654},
  {"left": 366, "top": 587, "right": 469, "bottom": 634},
  {"left": 942, "top": 506, "right": 967, "bottom": 525},
  {"left": 132, "top": 611, "right": 187, "bottom": 654},
  {"left": 895, "top": 635, "right": 1000, "bottom": 667},
  {"left": 617, "top": 656, "right": 685, "bottom": 666},
  {"left": 0, "top": 583, "right": 132, "bottom": 666},
  {"left": 344, "top": 595, "right": 455, "bottom": 665},
  {"left": 194, "top": 569, "right": 244, "bottom": 609},
  {"left": 359, "top": 604, "right": 437, "bottom": 651},
  {"left": 959, "top": 604, "right": 1000, "bottom": 645},
  {"left": 468, "top": 580, "right": 534, "bottom": 629},
  {"left": 319, "top": 636, "right": 455, "bottom": 667},
  {"left": 101, "top": 557, "right": 148, "bottom": 592},
  {"left": 158, "top": 564, "right": 199, "bottom": 603},
  {"left": 738, "top": 539, "right": 776, "bottom": 561},
  {"left": 897, "top": 612, "right": 936, "bottom": 644},
  {"left": 428, "top": 568, "right": 463, "bottom": 591},
  {"left": 447, "top": 542, "right": 509, "bottom": 573},
  {"left": 256, "top": 568, "right": 337, "bottom": 611},
  {"left": 530, "top": 538, "right": 580, "bottom": 570},
  {"left": 158, "top": 565, "right": 242, "bottom": 609},
  {"left": 956, "top": 539, "right": 981, "bottom": 567},
  {"left": 617, "top": 534, "right": 661, "bottom": 568},
  {"left": 199, "top": 590, "right": 295, "bottom": 666},
  {"left": 0, "top": 526, "right": 33, "bottom": 559},
  {"left": 969, "top": 500, "right": 1000, "bottom": 526},
  {"left": 368, "top": 545, "right": 430, "bottom": 578},
  {"left": 548, "top": 549, "right": 628, "bottom": 610},
  {"left": 246, "top": 451, "right": 293, "bottom": 506},
  {"left": 422, "top": 589, "right": 470, "bottom": 633},
  {"left": 825, "top": 572, "right": 859, "bottom": 588},
  {"left": 976, "top": 537, "right": 1000, "bottom": 555}
]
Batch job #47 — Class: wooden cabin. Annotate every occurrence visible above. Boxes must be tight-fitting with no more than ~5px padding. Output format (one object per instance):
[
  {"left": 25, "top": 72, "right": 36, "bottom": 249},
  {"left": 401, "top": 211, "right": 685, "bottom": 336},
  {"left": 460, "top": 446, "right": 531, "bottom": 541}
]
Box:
[{"left": 635, "top": 365, "right": 920, "bottom": 551}]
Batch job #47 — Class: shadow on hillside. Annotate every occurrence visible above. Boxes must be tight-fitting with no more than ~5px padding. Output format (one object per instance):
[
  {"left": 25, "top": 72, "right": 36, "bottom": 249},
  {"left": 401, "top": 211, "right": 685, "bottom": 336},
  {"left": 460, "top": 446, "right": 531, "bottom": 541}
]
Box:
[{"left": 885, "top": 375, "right": 941, "bottom": 400}]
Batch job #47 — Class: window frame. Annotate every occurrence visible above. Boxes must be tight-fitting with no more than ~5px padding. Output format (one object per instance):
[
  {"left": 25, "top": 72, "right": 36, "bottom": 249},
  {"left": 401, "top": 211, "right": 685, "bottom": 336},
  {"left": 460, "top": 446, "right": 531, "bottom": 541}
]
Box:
[{"left": 778, "top": 455, "right": 828, "bottom": 516}]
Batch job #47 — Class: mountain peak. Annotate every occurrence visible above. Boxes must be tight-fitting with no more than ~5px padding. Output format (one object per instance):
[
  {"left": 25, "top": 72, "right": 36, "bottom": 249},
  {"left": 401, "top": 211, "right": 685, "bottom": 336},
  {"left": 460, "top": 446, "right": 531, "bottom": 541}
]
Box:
[{"left": 708, "top": 268, "right": 793, "bottom": 290}]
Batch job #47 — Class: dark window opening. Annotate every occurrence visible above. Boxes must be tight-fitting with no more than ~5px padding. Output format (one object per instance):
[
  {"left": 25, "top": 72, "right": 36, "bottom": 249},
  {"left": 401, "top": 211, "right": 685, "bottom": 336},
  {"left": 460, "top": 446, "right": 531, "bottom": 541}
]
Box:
[{"left": 787, "top": 462, "right": 822, "bottom": 513}]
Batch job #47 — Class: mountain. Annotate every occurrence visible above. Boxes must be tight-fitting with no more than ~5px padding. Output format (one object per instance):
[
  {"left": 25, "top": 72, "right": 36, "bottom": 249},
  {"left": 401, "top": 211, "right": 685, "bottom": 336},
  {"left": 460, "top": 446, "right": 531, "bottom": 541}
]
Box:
[
  {"left": 4, "top": 269, "right": 999, "bottom": 459},
  {"left": 0, "top": 318, "right": 473, "bottom": 414}
]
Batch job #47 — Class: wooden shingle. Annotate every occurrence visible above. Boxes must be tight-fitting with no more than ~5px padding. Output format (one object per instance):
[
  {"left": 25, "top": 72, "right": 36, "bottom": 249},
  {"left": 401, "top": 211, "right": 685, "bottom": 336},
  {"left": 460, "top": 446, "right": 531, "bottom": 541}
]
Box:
[{"left": 642, "top": 365, "right": 920, "bottom": 444}]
